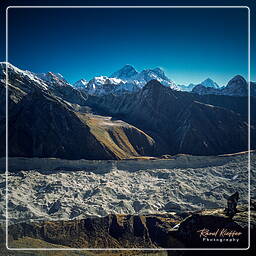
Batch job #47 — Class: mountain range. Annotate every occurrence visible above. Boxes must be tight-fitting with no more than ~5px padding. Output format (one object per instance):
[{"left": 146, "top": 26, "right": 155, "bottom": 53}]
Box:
[
  {"left": 74, "top": 64, "right": 179, "bottom": 95},
  {"left": 192, "top": 75, "right": 256, "bottom": 96},
  {"left": 0, "top": 62, "right": 255, "bottom": 160},
  {"left": 178, "top": 78, "right": 220, "bottom": 92},
  {"left": 73, "top": 64, "right": 255, "bottom": 97}
]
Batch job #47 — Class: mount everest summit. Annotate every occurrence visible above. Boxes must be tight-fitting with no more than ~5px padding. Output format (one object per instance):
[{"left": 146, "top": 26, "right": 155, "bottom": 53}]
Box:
[{"left": 73, "top": 64, "right": 180, "bottom": 95}]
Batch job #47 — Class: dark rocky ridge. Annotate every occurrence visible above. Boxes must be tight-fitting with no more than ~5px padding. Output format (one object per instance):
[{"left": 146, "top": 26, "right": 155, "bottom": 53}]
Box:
[
  {"left": 4, "top": 90, "right": 114, "bottom": 160},
  {"left": 86, "top": 80, "right": 255, "bottom": 156},
  {"left": 6, "top": 205, "right": 254, "bottom": 249},
  {"left": 0, "top": 63, "right": 88, "bottom": 106}
]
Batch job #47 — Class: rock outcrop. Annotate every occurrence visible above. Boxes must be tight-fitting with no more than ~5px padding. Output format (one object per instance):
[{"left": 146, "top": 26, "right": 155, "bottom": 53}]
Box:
[
  {"left": 225, "top": 192, "right": 239, "bottom": 218},
  {"left": 7, "top": 205, "right": 254, "bottom": 249},
  {"left": 8, "top": 214, "right": 179, "bottom": 248}
]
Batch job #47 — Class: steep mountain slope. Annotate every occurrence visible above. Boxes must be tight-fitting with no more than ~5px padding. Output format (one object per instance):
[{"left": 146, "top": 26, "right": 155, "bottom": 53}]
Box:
[
  {"left": 0, "top": 64, "right": 159, "bottom": 160},
  {"left": 0, "top": 87, "right": 158, "bottom": 159},
  {"left": 195, "top": 94, "right": 255, "bottom": 121},
  {"left": 3, "top": 90, "right": 111, "bottom": 159},
  {"left": 110, "top": 64, "right": 139, "bottom": 80},
  {"left": 0, "top": 62, "right": 88, "bottom": 106},
  {"left": 86, "top": 80, "right": 254, "bottom": 155},
  {"left": 76, "top": 113, "right": 158, "bottom": 159},
  {"left": 73, "top": 78, "right": 88, "bottom": 89},
  {"left": 172, "top": 100, "right": 249, "bottom": 155},
  {"left": 35, "top": 71, "right": 70, "bottom": 87}
]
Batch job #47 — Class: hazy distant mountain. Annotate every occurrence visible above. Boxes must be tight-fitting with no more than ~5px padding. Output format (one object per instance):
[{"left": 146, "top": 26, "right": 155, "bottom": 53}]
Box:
[
  {"left": 201, "top": 78, "right": 220, "bottom": 88},
  {"left": 192, "top": 75, "right": 256, "bottom": 96},
  {"left": 192, "top": 84, "right": 218, "bottom": 95},
  {"left": 178, "top": 78, "right": 219, "bottom": 92},
  {"left": 222, "top": 75, "right": 249, "bottom": 96},
  {"left": 178, "top": 83, "right": 197, "bottom": 92}
]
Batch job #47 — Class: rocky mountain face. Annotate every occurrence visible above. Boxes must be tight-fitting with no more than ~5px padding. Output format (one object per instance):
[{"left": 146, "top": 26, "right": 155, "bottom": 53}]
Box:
[
  {"left": 35, "top": 71, "right": 70, "bottom": 87},
  {"left": 223, "top": 75, "right": 255, "bottom": 96},
  {"left": 2, "top": 89, "right": 158, "bottom": 159},
  {"left": 0, "top": 63, "right": 88, "bottom": 106},
  {"left": 110, "top": 64, "right": 139, "bottom": 80},
  {"left": 192, "top": 84, "right": 217, "bottom": 95},
  {"left": 192, "top": 75, "right": 256, "bottom": 97},
  {"left": 1, "top": 63, "right": 254, "bottom": 159},
  {"left": 86, "top": 80, "right": 255, "bottom": 156},
  {"left": 73, "top": 78, "right": 88, "bottom": 89},
  {"left": 4, "top": 90, "right": 115, "bottom": 160}
]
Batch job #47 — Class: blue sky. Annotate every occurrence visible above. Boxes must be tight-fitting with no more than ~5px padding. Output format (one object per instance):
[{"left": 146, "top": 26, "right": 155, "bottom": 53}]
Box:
[{"left": 6, "top": 7, "right": 250, "bottom": 86}]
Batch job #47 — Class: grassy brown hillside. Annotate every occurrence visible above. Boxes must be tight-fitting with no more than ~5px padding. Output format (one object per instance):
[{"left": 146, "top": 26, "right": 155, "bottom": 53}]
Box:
[{"left": 77, "top": 113, "right": 157, "bottom": 159}]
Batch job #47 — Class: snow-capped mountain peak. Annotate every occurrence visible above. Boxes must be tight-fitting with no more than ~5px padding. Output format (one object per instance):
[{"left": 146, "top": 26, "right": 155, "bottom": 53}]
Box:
[
  {"left": 201, "top": 78, "right": 219, "bottom": 88},
  {"left": 73, "top": 79, "right": 88, "bottom": 89},
  {"left": 110, "top": 64, "right": 138, "bottom": 80},
  {"left": 0, "top": 62, "right": 49, "bottom": 90},
  {"left": 73, "top": 65, "right": 180, "bottom": 94},
  {"left": 88, "top": 76, "right": 124, "bottom": 86},
  {"left": 135, "top": 67, "right": 178, "bottom": 90},
  {"left": 151, "top": 67, "right": 169, "bottom": 80},
  {"left": 35, "top": 72, "right": 70, "bottom": 87}
]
